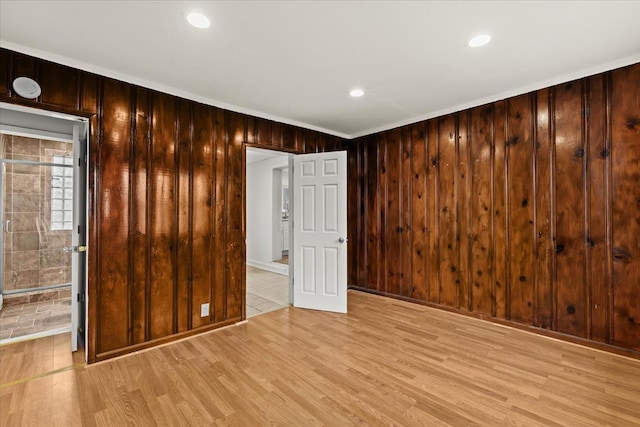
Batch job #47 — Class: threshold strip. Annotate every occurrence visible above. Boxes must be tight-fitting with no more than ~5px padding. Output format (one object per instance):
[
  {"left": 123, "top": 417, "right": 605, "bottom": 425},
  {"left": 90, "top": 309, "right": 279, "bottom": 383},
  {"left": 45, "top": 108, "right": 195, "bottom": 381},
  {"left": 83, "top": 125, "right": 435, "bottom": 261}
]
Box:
[{"left": 0, "top": 363, "right": 84, "bottom": 389}]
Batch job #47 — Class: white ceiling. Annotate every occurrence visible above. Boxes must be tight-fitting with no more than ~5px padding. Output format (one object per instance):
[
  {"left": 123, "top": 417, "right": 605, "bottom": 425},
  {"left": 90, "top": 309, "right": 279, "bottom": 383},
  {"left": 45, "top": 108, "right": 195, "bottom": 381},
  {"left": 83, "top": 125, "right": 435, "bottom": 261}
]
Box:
[{"left": 1, "top": 1, "right": 639, "bottom": 139}]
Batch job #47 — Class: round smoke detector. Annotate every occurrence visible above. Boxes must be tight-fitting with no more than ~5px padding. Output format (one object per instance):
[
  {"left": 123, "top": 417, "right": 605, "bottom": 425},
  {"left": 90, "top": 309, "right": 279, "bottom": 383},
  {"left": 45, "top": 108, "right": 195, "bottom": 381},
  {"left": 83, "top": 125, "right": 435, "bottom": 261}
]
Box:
[{"left": 12, "top": 77, "right": 42, "bottom": 99}]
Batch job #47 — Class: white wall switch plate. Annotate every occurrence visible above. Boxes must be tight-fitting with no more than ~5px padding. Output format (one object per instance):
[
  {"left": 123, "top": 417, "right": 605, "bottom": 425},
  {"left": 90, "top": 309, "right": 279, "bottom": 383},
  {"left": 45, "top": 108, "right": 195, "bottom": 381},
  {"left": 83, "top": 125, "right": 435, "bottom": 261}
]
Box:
[{"left": 201, "top": 303, "right": 210, "bottom": 317}]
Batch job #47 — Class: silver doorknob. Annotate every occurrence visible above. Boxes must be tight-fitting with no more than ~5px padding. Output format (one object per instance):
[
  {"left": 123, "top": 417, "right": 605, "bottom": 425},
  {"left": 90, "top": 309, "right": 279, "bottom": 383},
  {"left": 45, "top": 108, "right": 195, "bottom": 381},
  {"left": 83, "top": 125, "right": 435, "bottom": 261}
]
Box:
[{"left": 338, "top": 237, "right": 347, "bottom": 243}]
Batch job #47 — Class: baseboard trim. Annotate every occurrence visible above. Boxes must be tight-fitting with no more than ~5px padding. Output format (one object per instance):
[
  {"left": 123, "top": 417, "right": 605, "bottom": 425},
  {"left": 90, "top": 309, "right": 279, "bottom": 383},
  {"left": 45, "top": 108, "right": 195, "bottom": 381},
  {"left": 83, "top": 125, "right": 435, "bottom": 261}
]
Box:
[
  {"left": 247, "top": 259, "right": 289, "bottom": 276},
  {"left": 92, "top": 317, "right": 242, "bottom": 363}
]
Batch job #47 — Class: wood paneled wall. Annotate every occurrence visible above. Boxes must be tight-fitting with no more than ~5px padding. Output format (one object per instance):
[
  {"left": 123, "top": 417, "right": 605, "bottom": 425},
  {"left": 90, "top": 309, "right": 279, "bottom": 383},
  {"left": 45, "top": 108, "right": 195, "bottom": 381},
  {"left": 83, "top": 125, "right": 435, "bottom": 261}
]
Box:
[
  {"left": 0, "top": 48, "right": 344, "bottom": 362},
  {"left": 347, "top": 62, "right": 640, "bottom": 355}
]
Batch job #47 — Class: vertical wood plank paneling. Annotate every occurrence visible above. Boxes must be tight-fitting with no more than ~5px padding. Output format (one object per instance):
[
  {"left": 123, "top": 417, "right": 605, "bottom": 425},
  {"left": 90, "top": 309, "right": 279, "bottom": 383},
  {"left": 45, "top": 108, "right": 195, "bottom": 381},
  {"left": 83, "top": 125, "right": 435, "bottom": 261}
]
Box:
[
  {"left": 365, "top": 137, "right": 381, "bottom": 291},
  {"left": 506, "top": 94, "right": 536, "bottom": 324},
  {"left": 347, "top": 141, "right": 359, "bottom": 286},
  {"left": 587, "top": 75, "right": 609, "bottom": 342},
  {"left": 400, "top": 126, "right": 413, "bottom": 297},
  {"left": 604, "top": 75, "right": 614, "bottom": 344},
  {"left": 212, "top": 108, "right": 228, "bottom": 323},
  {"left": 356, "top": 140, "right": 366, "bottom": 288},
  {"left": 176, "top": 100, "right": 192, "bottom": 333},
  {"left": 318, "top": 135, "right": 328, "bottom": 152},
  {"left": 549, "top": 88, "right": 559, "bottom": 331},
  {"left": 12, "top": 53, "right": 37, "bottom": 82},
  {"left": 386, "top": 129, "right": 401, "bottom": 295},
  {"left": 226, "top": 112, "right": 245, "bottom": 320},
  {"left": 426, "top": 119, "right": 439, "bottom": 303},
  {"left": 282, "top": 125, "right": 296, "bottom": 151},
  {"left": 493, "top": 101, "right": 507, "bottom": 318},
  {"left": 347, "top": 141, "right": 362, "bottom": 286},
  {"left": 80, "top": 72, "right": 98, "bottom": 114},
  {"left": 256, "top": 119, "right": 271, "bottom": 149},
  {"left": 304, "top": 130, "right": 317, "bottom": 154},
  {"left": 191, "top": 103, "right": 214, "bottom": 329},
  {"left": 535, "top": 89, "right": 553, "bottom": 330},
  {"left": 97, "top": 78, "right": 131, "bottom": 353},
  {"left": 458, "top": 112, "right": 471, "bottom": 310},
  {"left": 38, "top": 62, "right": 80, "bottom": 109},
  {"left": 610, "top": 65, "right": 640, "bottom": 351},
  {"left": 0, "top": 49, "right": 9, "bottom": 95},
  {"left": 245, "top": 116, "right": 256, "bottom": 145},
  {"left": 271, "top": 122, "right": 282, "bottom": 150},
  {"left": 411, "top": 123, "right": 428, "bottom": 300},
  {"left": 470, "top": 105, "right": 494, "bottom": 316},
  {"left": 379, "top": 133, "right": 388, "bottom": 293},
  {"left": 294, "top": 129, "right": 304, "bottom": 154},
  {"left": 438, "top": 114, "right": 458, "bottom": 307},
  {"left": 554, "top": 80, "right": 587, "bottom": 337},
  {"left": 149, "top": 92, "right": 177, "bottom": 339},
  {"left": 131, "top": 87, "right": 150, "bottom": 345},
  {"left": 39, "top": 61, "right": 78, "bottom": 109}
]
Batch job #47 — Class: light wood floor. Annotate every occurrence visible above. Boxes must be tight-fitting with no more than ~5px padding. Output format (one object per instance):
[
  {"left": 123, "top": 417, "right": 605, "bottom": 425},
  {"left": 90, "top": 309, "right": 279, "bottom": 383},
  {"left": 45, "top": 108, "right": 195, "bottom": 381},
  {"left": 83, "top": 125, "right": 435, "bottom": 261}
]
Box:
[{"left": 1, "top": 290, "right": 639, "bottom": 426}]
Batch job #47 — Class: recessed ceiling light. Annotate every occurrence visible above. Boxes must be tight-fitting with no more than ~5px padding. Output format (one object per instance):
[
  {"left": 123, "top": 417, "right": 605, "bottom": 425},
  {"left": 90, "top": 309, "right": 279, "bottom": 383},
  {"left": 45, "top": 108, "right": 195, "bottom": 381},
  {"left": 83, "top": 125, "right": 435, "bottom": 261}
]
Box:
[
  {"left": 469, "top": 34, "right": 491, "bottom": 47},
  {"left": 350, "top": 89, "right": 364, "bottom": 98},
  {"left": 186, "top": 12, "right": 210, "bottom": 29},
  {"left": 468, "top": 34, "right": 491, "bottom": 47}
]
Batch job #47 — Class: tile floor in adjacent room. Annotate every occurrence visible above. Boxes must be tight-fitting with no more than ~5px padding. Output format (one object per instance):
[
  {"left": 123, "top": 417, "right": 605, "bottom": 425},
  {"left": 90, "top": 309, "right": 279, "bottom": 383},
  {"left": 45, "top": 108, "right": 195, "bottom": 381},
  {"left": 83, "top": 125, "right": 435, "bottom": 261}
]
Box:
[
  {"left": 0, "top": 298, "right": 71, "bottom": 341},
  {"left": 246, "top": 265, "right": 289, "bottom": 318}
]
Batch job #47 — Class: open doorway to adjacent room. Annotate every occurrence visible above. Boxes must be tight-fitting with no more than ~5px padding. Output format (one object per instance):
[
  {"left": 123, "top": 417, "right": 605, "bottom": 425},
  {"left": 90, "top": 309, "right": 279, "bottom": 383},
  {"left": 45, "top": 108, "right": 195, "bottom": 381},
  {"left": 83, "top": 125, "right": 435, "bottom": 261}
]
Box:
[{"left": 245, "top": 147, "right": 292, "bottom": 318}]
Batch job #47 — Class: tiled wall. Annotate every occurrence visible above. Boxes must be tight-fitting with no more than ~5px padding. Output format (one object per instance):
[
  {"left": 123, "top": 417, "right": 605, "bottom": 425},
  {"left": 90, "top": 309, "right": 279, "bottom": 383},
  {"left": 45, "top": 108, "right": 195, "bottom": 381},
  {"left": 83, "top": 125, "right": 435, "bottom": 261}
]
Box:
[{"left": 2, "top": 134, "right": 73, "bottom": 292}]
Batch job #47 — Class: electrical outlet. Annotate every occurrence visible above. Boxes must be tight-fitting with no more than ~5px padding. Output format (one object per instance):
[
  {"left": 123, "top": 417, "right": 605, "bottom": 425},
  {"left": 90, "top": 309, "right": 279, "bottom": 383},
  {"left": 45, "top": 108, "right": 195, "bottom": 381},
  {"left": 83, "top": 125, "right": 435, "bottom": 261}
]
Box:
[{"left": 201, "top": 303, "right": 210, "bottom": 317}]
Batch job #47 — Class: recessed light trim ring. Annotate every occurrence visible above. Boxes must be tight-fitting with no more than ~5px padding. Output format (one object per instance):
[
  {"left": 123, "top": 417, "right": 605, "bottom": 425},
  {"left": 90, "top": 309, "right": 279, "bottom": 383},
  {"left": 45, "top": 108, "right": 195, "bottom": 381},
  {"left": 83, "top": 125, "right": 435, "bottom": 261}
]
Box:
[{"left": 186, "top": 12, "right": 211, "bottom": 29}]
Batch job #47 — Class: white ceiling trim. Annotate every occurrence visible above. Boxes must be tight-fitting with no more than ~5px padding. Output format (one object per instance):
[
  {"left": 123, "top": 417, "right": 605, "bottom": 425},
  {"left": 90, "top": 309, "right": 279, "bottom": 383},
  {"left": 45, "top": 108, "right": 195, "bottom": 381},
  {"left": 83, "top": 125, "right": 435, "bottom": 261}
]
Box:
[
  {"left": 0, "top": 40, "right": 351, "bottom": 139},
  {"left": 348, "top": 53, "right": 640, "bottom": 139}
]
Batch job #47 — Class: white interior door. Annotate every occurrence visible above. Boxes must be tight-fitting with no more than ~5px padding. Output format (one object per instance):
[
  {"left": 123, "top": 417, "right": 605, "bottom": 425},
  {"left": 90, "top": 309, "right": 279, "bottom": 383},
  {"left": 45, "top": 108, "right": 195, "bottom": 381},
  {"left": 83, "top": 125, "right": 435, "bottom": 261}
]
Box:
[{"left": 292, "top": 151, "right": 347, "bottom": 313}]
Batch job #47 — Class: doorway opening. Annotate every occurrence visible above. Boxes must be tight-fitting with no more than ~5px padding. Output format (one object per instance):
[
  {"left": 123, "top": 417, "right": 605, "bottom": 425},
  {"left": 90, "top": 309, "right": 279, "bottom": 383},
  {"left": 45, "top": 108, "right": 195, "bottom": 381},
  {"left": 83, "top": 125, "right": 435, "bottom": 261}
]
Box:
[
  {"left": 245, "top": 147, "right": 292, "bottom": 318},
  {"left": 0, "top": 103, "right": 88, "bottom": 353}
]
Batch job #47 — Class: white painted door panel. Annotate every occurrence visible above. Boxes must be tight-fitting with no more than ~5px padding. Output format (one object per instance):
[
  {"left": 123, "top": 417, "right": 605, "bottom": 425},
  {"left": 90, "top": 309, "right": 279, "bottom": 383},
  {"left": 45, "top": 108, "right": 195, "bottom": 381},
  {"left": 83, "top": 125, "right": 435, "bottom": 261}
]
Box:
[{"left": 293, "top": 151, "right": 347, "bottom": 313}]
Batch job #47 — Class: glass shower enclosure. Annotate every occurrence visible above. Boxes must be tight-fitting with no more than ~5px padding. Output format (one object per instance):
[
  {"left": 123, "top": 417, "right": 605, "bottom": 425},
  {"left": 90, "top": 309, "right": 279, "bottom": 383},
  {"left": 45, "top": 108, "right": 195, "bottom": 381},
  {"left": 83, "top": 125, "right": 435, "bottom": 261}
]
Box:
[{"left": 0, "top": 133, "right": 74, "bottom": 340}]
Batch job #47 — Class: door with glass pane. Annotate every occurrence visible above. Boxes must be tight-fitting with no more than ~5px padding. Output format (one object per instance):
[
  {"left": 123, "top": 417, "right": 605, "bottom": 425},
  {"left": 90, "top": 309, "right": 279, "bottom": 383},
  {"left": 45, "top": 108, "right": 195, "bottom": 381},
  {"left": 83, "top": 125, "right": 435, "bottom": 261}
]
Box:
[
  {"left": 0, "top": 134, "right": 75, "bottom": 343},
  {"left": 1, "top": 104, "right": 87, "bottom": 352}
]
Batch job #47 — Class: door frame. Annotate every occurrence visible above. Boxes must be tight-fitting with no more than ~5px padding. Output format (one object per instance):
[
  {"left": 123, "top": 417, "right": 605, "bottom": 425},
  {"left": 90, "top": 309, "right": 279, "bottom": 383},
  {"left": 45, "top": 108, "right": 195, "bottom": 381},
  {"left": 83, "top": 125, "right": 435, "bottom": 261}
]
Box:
[
  {"left": 243, "top": 145, "right": 348, "bottom": 314},
  {"left": 0, "top": 101, "right": 90, "bottom": 357},
  {"left": 244, "top": 145, "right": 295, "bottom": 314}
]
